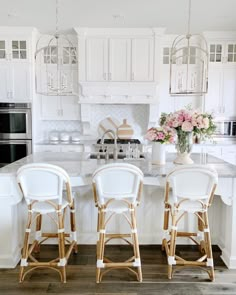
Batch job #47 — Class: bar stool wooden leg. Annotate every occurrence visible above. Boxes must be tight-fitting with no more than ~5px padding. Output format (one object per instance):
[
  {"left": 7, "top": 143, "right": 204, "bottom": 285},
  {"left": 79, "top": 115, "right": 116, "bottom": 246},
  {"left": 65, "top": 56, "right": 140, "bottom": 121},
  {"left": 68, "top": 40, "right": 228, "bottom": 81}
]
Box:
[
  {"left": 130, "top": 206, "right": 142, "bottom": 282},
  {"left": 197, "top": 212, "right": 205, "bottom": 254},
  {"left": 57, "top": 207, "right": 66, "bottom": 283},
  {"left": 168, "top": 211, "right": 177, "bottom": 279},
  {"left": 162, "top": 204, "right": 170, "bottom": 251},
  {"left": 203, "top": 211, "right": 215, "bottom": 281},
  {"left": 70, "top": 200, "right": 78, "bottom": 254},
  {"left": 19, "top": 207, "right": 33, "bottom": 283},
  {"left": 34, "top": 214, "right": 42, "bottom": 253},
  {"left": 96, "top": 207, "right": 105, "bottom": 283}
]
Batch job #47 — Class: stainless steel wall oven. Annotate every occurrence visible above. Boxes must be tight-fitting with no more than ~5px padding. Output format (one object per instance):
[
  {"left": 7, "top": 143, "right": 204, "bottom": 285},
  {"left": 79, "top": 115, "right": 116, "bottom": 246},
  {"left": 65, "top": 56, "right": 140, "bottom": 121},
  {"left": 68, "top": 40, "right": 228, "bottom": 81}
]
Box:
[{"left": 0, "top": 103, "right": 32, "bottom": 167}]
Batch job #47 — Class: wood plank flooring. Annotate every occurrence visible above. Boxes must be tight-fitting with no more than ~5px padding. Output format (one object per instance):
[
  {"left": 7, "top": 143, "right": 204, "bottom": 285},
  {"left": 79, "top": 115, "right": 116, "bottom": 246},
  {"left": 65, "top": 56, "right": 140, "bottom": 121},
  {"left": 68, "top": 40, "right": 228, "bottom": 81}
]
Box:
[{"left": 1, "top": 245, "right": 236, "bottom": 295}]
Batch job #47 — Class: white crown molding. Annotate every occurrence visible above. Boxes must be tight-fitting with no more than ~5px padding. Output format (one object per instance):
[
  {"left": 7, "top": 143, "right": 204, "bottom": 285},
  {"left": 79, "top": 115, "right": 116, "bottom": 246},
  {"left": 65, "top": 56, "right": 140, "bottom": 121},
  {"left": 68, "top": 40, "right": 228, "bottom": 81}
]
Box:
[
  {"left": 203, "top": 31, "right": 236, "bottom": 40},
  {"left": 0, "top": 26, "right": 37, "bottom": 35},
  {"left": 75, "top": 27, "right": 165, "bottom": 37}
]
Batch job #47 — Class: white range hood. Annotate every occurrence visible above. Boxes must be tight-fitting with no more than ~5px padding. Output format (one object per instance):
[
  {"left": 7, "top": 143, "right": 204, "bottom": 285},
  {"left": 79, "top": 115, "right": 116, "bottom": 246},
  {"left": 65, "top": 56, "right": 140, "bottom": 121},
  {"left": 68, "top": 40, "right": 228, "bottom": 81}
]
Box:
[
  {"left": 79, "top": 81, "right": 158, "bottom": 104},
  {"left": 79, "top": 82, "right": 160, "bottom": 135}
]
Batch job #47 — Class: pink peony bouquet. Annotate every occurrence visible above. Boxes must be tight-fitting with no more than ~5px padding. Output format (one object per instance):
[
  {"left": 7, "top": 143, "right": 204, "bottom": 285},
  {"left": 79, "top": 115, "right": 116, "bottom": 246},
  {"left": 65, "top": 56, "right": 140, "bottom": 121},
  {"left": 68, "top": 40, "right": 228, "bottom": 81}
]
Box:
[
  {"left": 145, "top": 126, "right": 175, "bottom": 144},
  {"left": 159, "top": 108, "right": 216, "bottom": 138}
]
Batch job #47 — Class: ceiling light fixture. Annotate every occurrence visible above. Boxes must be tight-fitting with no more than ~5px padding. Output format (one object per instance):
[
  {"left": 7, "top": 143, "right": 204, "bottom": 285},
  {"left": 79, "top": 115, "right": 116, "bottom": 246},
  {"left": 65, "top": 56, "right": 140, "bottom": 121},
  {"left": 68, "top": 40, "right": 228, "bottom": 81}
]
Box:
[
  {"left": 169, "top": 0, "right": 209, "bottom": 96},
  {"left": 35, "top": 0, "right": 78, "bottom": 96}
]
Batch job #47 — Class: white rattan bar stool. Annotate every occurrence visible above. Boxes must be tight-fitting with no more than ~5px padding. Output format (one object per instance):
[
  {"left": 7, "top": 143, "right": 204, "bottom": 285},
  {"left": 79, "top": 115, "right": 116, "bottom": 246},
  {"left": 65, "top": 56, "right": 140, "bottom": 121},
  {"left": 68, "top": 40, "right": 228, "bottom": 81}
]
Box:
[
  {"left": 162, "top": 165, "right": 218, "bottom": 281},
  {"left": 92, "top": 163, "right": 143, "bottom": 283},
  {"left": 17, "top": 163, "right": 77, "bottom": 283}
]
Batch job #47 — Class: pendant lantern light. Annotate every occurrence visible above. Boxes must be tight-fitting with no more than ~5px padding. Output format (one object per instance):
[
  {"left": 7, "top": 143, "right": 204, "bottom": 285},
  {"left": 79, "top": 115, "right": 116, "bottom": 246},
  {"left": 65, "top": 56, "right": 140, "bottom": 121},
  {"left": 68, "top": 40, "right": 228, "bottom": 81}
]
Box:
[
  {"left": 169, "top": 0, "right": 209, "bottom": 96},
  {"left": 35, "top": 0, "right": 78, "bottom": 96}
]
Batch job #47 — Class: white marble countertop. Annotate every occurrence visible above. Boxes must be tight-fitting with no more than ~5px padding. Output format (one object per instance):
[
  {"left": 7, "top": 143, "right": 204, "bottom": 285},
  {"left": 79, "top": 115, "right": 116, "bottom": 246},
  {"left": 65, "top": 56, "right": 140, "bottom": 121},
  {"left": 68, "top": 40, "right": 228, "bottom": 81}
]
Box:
[{"left": 0, "top": 152, "right": 236, "bottom": 179}]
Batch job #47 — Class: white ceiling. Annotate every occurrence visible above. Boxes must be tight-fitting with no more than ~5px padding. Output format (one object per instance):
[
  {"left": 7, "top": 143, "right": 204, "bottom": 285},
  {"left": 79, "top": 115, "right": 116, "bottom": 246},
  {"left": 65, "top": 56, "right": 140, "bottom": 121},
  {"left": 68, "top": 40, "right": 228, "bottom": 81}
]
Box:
[{"left": 0, "top": 0, "right": 236, "bottom": 35}]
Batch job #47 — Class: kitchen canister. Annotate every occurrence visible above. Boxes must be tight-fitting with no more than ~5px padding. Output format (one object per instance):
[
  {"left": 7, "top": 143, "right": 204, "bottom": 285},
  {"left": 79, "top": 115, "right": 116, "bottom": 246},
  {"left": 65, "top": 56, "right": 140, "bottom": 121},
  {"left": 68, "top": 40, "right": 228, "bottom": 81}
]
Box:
[
  {"left": 117, "top": 119, "right": 134, "bottom": 139},
  {"left": 151, "top": 142, "right": 166, "bottom": 165}
]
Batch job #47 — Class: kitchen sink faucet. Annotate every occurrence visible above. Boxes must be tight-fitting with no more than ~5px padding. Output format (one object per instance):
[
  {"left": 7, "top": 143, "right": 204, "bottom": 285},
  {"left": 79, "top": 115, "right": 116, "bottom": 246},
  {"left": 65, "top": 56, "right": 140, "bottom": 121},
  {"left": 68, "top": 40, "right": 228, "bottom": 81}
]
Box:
[{"left": 101, "top": 129, "right": 118, "bottom": 160}]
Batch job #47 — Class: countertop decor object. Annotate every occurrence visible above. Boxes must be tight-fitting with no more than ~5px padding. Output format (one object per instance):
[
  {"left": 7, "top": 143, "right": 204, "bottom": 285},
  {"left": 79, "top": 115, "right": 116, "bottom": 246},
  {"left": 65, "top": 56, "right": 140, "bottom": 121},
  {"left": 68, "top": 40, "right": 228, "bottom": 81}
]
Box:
[
  {"left": 160, "top": 108, "right": 216, "bottom": 164},
  {"left": 145, "top": 126, "right": 175, "bottom": 165},
  {"left": 98, "top": 117, "right": 120, "bottom": 139},
  {"left": 117, "top": 119, "right": 134, "bottom": 139}
]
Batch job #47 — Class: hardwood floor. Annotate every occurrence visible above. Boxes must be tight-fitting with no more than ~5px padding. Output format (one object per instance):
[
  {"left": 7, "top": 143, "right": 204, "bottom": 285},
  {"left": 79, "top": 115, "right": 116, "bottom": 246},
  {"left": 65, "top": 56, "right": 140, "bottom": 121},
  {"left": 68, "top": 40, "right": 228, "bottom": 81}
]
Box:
[{"left": 1, "top": 245, "right": 236, "bottom": 295}]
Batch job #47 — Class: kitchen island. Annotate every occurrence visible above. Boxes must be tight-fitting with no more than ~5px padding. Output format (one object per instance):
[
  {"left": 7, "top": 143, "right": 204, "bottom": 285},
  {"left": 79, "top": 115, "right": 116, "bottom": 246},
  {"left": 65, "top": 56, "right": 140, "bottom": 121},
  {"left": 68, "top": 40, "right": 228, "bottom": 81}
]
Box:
[{"left": 0, "top": 152, "right": 236, "bottom": 269}]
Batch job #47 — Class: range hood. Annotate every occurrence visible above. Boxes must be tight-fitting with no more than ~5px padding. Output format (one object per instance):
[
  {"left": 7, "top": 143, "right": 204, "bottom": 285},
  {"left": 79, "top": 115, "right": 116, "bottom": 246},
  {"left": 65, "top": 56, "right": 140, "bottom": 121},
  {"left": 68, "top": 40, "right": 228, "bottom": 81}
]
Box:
[
  {"left": 79, "top": 82, "right": 160, "bottom": 135},
  {"left": 78, "top": 82, "right": 158, "bottom": 104}
]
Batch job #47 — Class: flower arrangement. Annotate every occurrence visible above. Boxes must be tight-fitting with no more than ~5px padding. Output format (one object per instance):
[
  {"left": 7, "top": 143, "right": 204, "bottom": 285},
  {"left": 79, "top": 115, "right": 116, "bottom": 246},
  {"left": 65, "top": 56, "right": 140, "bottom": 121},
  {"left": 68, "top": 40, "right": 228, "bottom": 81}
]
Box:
[
  {"left": 145, "top": 126, "right": 175, "bottom": 144},
  {"left": 159, "top": 108, "right": 216, "bottom": 139}
]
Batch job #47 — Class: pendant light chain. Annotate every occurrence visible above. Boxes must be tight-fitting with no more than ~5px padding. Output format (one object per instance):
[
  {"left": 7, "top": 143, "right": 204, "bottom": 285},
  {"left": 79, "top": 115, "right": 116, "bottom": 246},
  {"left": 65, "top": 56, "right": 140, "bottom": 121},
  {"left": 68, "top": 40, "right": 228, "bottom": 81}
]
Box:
[
  {"left": 55, "top": 0, "right": 59, "bottom": 36},
  {"left": 187, "top": 0, "right": 191, "bottom": 36}
]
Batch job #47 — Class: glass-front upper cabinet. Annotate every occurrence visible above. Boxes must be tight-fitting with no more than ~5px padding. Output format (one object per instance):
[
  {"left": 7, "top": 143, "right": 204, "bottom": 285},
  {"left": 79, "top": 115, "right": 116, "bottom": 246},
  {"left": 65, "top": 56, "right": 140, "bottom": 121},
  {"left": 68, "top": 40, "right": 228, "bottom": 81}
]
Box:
[
  {"left": 0, "top": 39, "right": 27, "bottom": 61},
  {"left": 209, "top": 42, "right": 236, "bottom": 64}
]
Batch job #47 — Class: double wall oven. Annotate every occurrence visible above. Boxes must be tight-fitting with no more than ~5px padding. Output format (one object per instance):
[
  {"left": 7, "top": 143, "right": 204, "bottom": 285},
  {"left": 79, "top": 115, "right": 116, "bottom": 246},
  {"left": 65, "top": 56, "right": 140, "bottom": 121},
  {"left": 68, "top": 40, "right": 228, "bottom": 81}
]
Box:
[{"left": 0, "top": 103, "right": 32, "bottom": 167}]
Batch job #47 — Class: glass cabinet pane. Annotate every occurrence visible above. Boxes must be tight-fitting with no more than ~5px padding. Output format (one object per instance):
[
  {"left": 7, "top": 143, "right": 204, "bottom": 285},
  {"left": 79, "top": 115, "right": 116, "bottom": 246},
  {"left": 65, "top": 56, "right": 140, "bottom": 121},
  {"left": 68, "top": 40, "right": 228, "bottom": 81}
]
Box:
[
  {"left": 0, "top": 41, "right": 5, "bottom": 59},
  {"left": 209, "top": 44, "right": 222, "bottom": 62},
  {"left": 12, "top": 40, "right": 27, "bottom": 59},
  {"left": 0, "top": 40, "right": 5, "bottom": 49},
  {"left": 227, "top": 44, "right": 236, "bottom": 63}
]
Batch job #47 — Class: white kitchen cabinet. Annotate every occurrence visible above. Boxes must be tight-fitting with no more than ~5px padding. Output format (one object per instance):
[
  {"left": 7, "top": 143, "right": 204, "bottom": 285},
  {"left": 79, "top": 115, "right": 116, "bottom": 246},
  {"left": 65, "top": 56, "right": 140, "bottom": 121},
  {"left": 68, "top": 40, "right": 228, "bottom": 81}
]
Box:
[
  {"left": 205, "top": 66, "right": 236, "bottom": 117},
  {"left": 34, "top": 145, "right": 61, "bottom": 153},
  {"left": 86, "top": 37, "right": 131, "bottom": 82},
  {"left": 78, "top": 28, "right": 156, "bottom": 83},
  {"left": 34, "top": 144, "right": 83, "bottom": 153},
  {"left": 40, "top": 96, "right": 80, "bottom": 120},
  {"left": 86, "top": 38, "right": 108, "bottom": 81},
  {"left": 204, "top": 33, "right": 236, "bottom": 117},
  {"left": 0, "top": 37, "right": 31, "bottom": 101},
  {"left": 208, "top": 41, "right": 236, "bottom": 65},
  {"left": 131, "top": 38, "right": 154, "bottom": 81}
]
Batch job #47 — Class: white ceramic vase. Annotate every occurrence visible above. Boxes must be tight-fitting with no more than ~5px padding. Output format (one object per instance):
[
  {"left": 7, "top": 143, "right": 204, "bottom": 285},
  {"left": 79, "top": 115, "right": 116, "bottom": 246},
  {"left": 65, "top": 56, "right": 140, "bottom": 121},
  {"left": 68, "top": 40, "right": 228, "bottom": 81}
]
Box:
[{"left": 152, "top": 142, "right": 166, "bottom": 165}]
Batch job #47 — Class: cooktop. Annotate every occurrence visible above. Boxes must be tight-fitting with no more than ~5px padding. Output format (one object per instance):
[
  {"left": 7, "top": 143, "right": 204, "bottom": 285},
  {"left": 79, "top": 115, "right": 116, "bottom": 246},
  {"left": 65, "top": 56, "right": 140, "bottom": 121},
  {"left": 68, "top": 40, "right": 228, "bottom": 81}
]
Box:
[{"left": 97, "top": 139, "right": 141, "bottom": 144}]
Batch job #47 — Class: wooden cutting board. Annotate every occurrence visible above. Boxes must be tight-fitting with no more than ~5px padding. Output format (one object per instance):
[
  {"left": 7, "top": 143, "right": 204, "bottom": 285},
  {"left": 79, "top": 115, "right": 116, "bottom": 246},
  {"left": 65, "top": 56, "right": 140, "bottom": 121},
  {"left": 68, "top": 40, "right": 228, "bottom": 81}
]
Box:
[
  {"left": 98, "top": 117, "right": 120, "bottom": 139},
  {"left": 117, "top": 119, "right": 134, "bottom": 139}
]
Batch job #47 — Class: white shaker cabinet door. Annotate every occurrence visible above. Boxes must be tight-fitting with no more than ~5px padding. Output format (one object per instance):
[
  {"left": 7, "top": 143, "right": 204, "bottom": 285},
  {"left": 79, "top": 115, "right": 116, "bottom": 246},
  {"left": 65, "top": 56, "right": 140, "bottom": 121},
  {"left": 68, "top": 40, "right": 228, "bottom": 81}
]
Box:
[
  {"left": 205, "top": 67, "right": 222, "bottom": 116},
  {"left": 86, "top": 38, "right": 108, "bottom": 81},
  {"left": 41, "top": 96, "right": 60, "bottom": 119},
  {"left": 0, "top": 63, "right": 9, "bottom": 100},
  {"left": 109, "top": 38, "right": 131, "bottom": 81},
  {"left": 41, "top": 96, "right": 80, "bottom": 120},
  {"left": 60, "top": 96, "right": 80, "bottom": 120},
  {"left": 205, "top": 66, "right": 236, "bottom": 118},
  {"left": 131, "top": 38, "right": 154, "bottom": 81},
  {"left": 10, "top": 62, "right": 31, "bottom": 101},
  {"left": 222, "top": 67, "right": 236, "bottom": 118}
]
